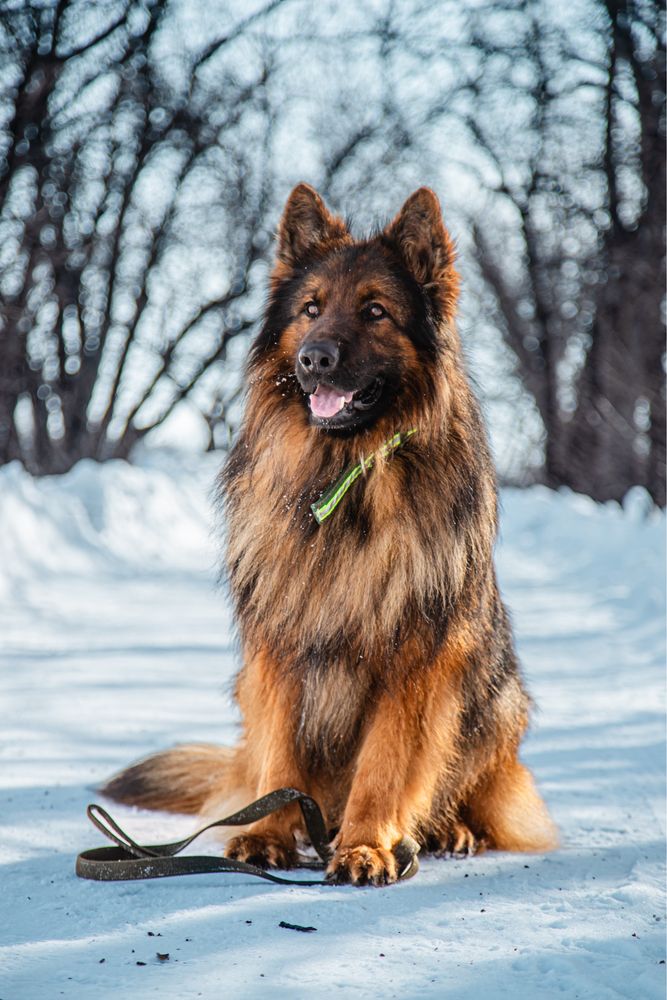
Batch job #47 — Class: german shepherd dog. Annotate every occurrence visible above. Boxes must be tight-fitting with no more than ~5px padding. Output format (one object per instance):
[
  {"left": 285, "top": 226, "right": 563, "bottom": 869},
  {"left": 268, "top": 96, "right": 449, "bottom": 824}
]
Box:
[{"left": 103, "top": 184, "right": 558, "bottom": 885}]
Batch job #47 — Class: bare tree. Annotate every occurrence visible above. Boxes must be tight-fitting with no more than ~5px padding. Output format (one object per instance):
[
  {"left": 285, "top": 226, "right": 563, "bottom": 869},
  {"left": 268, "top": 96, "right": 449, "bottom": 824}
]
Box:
[
  {"left": 0, "top": 0, "right": 434, "bottom": 473},
  {"left": 0, "top": 0, "right": 275, "bottom": 471},
  {"left": 1, "top": 0, "right": 662, "bottom": 505},
  {"left": 459, "top": 0, "right": 665, "bottom": 505}
]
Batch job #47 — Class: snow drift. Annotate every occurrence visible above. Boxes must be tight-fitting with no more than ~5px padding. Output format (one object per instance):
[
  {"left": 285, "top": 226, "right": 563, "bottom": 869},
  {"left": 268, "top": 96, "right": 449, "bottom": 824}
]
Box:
[{"left": 0, "top": 452, "right": 664, "bottom": 999}]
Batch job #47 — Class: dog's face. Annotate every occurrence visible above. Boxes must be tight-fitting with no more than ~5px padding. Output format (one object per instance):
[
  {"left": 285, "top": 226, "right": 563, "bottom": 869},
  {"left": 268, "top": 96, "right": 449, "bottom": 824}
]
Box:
[
  {"left": 284, "top": 242, "right": 431, "bottom": 431},
  {"left": 251, "top": 184, "right": 459, "bottom": 434}
]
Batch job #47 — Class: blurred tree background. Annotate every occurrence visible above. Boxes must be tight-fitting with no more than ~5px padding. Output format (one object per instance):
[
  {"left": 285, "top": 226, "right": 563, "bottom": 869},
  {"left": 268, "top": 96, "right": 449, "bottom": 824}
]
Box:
[{"left": 0, "top": 0, "right": 664, "bottom": 504}]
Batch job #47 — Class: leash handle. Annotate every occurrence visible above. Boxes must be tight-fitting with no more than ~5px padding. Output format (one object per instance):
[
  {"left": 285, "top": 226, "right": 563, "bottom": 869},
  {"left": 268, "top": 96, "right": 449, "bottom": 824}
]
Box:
[
  {"left": 87, "top": 804, "right": 160, "bottom": 858},
  {"left": 76, "top": 789, "right": 420, "bottom": 885}
]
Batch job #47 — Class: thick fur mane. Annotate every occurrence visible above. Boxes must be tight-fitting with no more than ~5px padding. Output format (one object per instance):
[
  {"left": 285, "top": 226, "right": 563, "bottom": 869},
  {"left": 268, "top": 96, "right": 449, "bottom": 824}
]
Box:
[{"left": 221, "top": 328, "right": 498, "bottom": 683}]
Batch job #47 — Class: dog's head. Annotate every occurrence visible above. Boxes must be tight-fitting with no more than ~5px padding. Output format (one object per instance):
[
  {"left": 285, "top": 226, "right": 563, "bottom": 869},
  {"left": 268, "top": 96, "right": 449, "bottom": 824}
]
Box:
[{"left": 250, "top": 184, "right": 460, "bottom": 433}]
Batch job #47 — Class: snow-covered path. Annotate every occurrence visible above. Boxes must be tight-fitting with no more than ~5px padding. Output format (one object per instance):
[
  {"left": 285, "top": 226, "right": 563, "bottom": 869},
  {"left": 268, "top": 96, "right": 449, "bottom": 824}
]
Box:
[{"left": 0, "top": 455, "right": 664, "bottom": 999}]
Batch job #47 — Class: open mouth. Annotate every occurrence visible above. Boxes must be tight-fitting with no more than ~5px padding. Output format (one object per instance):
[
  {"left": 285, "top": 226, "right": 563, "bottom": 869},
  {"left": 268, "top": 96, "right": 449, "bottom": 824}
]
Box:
[{"left": 308, "top": 379, "right": 384, "bottom": 422}]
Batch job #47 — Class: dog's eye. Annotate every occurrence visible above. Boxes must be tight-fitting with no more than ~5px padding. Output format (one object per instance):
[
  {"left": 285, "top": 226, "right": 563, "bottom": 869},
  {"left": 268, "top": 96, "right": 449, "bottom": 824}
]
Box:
[
  {"left": 366, "top": 303, "right": 385, "bottom": 320},
  {"left": 304, "top": 301, "right": 319, "bottom": 318}
]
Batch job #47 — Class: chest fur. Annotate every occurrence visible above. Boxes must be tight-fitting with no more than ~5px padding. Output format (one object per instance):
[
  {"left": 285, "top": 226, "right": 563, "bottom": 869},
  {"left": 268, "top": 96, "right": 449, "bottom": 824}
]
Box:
[{"left": 295, "top": 660, "right": 373, "bottom": 772}]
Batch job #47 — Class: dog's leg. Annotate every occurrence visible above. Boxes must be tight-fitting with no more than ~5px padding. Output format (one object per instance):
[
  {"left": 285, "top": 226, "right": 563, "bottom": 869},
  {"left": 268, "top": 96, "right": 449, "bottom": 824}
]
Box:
[
  {"left": 327, "top": 668, "right": 461, "bottom": 886},
  {"left": 224, "top": 649, "right": 309, "bottom": 869}
]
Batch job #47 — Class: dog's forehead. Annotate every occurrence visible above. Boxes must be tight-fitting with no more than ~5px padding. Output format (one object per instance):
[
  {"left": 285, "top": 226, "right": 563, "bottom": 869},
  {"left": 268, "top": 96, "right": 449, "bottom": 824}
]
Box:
[{"left": 307, "top": 242, "right": 404, "bottom": 302}]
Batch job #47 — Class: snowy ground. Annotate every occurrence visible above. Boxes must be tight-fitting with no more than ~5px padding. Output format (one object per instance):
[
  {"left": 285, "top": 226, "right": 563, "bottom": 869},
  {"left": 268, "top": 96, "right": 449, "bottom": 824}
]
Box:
[{"left": 0, "top": 451, "right": 664, "bottom": 1000}]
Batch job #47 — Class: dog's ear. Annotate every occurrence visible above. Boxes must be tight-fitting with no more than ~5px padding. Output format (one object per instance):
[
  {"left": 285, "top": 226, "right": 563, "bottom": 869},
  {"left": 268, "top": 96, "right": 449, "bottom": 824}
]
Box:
[
  {"left": 384, "top": 188, "right": 459, "bottom": 317},
  {"left": 275, "top": 184, "right": 350, "bottom": 273}
]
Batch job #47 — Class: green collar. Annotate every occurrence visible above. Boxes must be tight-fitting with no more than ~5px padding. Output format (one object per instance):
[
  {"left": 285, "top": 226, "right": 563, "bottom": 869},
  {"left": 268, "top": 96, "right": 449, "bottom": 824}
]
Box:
[{"left": 311, "top": 429, "right": 417, "bottom": 525}]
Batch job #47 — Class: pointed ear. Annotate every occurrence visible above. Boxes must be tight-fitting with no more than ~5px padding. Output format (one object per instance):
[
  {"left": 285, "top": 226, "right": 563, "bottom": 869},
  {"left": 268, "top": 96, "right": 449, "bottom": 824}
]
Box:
[
  {"left": 275, "top": 183, "right": 350, "bottom": 271},
  {"left": 384, "top": 188, "right": 459, "bottom": 315}
]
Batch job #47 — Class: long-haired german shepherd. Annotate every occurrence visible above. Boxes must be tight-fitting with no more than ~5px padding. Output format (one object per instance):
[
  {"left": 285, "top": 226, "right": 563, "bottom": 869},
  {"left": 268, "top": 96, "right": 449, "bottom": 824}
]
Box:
[{"left": 103, "top": 184, "right": 558, "bottom": 885}]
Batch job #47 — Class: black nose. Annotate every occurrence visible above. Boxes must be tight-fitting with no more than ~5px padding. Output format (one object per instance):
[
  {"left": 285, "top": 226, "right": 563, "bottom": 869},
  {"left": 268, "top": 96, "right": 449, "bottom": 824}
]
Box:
[{"left": 298, "top": 340, "right": 340, "bottom": 377}]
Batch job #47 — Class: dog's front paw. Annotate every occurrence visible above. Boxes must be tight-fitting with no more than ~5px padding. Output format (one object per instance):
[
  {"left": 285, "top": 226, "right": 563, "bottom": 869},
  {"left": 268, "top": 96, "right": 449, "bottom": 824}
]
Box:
[
  {"left": 327, "top": 844, "right": 399, "bottom": 887},
  {"left": 225, "top": 832, "right": 297, "bottom": 869}
]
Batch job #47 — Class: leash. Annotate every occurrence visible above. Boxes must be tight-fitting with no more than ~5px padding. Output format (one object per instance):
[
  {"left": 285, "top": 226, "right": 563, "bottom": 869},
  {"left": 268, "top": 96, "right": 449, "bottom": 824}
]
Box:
[
  {"left": 311, "top": 428, "right": 417, "bottom": 525},
  {"left": 76, "top": 788, "right": 420, "bottom": 886}
]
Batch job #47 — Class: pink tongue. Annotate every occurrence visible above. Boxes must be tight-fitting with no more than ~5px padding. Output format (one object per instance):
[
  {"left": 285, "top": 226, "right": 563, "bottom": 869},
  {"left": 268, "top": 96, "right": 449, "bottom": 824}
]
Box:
[{"left": 309, "top": 385, "right": 353, "bottom": 419}]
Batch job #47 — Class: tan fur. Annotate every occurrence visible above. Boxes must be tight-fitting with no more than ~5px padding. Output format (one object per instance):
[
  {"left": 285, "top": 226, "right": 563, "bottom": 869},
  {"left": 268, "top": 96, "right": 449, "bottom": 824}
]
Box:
[{"left": 466, "top": 759, "right": 559, "bottom": 853}]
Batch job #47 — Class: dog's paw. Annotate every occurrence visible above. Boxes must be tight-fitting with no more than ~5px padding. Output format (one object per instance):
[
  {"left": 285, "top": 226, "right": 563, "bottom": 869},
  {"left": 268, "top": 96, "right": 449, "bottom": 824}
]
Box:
[
  {"left": 327, "top": 844, "right": 399, "bottom": 887},
  {"left": 225, "top": 832, "right": 297, "bottom": 869},
  {"left": 443, "top": 821, "right": 486, "bottom": 858},
  {"left": 423, "top": 820, "right": 486, "bottom": 858}
]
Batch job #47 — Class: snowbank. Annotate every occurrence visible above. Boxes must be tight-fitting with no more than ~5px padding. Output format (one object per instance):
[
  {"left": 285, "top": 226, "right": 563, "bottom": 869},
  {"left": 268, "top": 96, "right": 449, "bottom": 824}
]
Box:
[
  {"left": 0, "top": 453, "right": 664, "bottom": 999},
  {"left": 0, "top": 452, "right": 218, "bottom": 586}
]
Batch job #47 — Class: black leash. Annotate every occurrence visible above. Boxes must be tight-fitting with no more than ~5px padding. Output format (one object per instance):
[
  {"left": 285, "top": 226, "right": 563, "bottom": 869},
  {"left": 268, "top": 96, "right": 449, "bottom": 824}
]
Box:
[{"left": 76, "top": 788, "right": 420, "bottom": 886}]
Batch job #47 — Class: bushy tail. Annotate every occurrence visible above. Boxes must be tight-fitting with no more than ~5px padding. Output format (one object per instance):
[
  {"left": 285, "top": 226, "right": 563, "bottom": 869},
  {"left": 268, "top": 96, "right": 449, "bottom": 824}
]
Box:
[{"left": 100, "top": 743, "right": 245, "bottom": 816}]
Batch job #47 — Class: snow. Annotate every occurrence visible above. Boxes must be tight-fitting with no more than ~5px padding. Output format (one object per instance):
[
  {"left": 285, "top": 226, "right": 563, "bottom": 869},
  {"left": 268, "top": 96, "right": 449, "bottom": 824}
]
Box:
[{"left": 0, "top": 452, "right": 664, "bottom": 999}]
